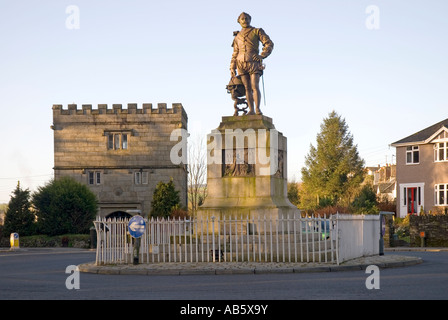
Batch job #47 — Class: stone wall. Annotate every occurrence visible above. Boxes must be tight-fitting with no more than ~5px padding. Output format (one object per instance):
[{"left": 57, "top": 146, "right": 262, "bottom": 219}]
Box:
[{"left": 410, "top": 215, "right": 448, "bottom": 247}]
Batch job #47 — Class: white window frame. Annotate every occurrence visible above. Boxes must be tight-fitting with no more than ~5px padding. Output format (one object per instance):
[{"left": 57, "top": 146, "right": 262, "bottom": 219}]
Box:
[
  {"left": 434, "top": 142, "right": 448, "bottom": 162},
  {"left": 406, "top": 146, "right": 420, "bottom": 165},
  {"left": 435, "top": 183, "right": 448, "bottom": 206}
]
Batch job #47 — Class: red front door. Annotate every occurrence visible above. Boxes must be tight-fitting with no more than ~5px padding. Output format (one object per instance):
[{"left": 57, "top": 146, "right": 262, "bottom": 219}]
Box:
[{"left": 407, "top": 187, "right": 417, "bottom": 214}]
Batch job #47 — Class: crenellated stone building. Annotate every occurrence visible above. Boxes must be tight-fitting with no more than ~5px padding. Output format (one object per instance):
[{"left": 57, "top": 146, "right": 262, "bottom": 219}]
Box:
[{"left": 51, "top": 103, "right": 188, "bottom": 218}]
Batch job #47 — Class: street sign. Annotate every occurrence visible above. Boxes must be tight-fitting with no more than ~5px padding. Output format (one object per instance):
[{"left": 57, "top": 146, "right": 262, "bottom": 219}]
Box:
[{"left": 128, "top": 215, "right": 146, "bottom": 238}]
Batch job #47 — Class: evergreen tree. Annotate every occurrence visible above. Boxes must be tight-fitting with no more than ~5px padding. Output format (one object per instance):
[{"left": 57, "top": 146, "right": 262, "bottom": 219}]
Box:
[
  {"left": 300, "top": 111, "right": 365, "bottom": 209},
  {"left": 150, "top": 179, "right": 181, "bottom": 218},
  {"left": 287, "top": 181, "right": 300, "bottom": 207},
  {"left": 350, "top": 184, "right": 379, "bottom": 215},
  {"left": 32, "top": 177, "right": 98, "bottom": 236},
  {"left": 4, "top": 182, "right": 35, "bottom": 236}
]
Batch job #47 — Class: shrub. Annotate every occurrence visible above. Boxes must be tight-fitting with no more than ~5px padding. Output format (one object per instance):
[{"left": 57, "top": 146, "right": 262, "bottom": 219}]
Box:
[
  {"left": 32, "top": 177, "right": 98, "bottom": 236},
  {"left": 150, "top": 178, "right": 181, "bottom": 218},
  {"left": 313, "top": 205, "right": 351, "bottom": 217},
  {"left": 170, "top": 205, "right": 190, "bottom": 220},
  {"left": 394, "top": 215, "right": 410, "bottom": 238},
  {"left": 0, "top": 234, "right": 91, "bottom": 248},
  {"left": 350, "top": 185, "right": 379, "bottom": 215}
]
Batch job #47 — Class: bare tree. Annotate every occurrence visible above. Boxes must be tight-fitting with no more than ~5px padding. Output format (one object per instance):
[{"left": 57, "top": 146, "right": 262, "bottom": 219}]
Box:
[{"left": 188, "top": 134, "right": 207, "bottom": 216}]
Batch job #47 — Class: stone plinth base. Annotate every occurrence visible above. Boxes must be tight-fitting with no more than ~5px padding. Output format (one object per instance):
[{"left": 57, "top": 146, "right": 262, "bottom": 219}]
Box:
[{"left": 196, "top": 114, "right": 300, "bottom": 232}]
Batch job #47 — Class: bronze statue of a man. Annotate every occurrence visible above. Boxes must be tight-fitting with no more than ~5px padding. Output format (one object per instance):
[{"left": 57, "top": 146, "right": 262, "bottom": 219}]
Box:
[{"left": 230, "top": 12, "right": 274, "bottom": 115}]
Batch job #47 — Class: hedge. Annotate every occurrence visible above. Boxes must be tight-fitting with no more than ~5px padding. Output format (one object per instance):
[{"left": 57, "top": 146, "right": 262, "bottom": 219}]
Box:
[{"left": 0, "top": 234, "right": 91, "bottom": 248}]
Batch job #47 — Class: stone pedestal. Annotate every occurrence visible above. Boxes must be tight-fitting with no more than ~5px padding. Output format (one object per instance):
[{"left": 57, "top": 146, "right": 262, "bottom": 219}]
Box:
[{"left": 197, "top": 115, "right": 300, "bottom": 231}]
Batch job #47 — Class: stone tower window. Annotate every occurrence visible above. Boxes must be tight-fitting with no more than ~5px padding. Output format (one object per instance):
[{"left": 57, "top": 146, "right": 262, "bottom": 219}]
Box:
[
  {"left": 134, "top": 171, "right": 149, "bottom": 185},
  {"left": 106, "top": 132, "right": 129, "bottom": 150}
]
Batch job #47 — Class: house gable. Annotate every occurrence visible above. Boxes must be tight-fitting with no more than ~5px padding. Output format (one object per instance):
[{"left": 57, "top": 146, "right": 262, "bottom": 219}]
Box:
[
  {"left": 391, "top": 117, "right": 448, "bottom": 147},
  {"left": 426, "top": 126, "right": 448, "bottom": 143}
]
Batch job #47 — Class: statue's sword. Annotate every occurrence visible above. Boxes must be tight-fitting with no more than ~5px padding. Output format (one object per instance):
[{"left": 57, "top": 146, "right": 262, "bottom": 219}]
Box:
[
  {"left": 261, "top": 63, "right": 266, "bottom": 106},
  {"left": 262, "top": 74, "right": 266, "bottom": 106}
]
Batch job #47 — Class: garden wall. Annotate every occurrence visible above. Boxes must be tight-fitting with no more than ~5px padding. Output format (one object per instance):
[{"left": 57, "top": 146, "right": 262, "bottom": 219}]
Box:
[{"left": 410, "top": 215, "right": 448, "bottom": 247}]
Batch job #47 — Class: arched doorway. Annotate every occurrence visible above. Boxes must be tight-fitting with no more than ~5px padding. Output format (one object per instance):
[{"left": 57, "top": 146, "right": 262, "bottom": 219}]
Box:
[{"left": 106, "top": 211, "right": 132, "bottom": 219}]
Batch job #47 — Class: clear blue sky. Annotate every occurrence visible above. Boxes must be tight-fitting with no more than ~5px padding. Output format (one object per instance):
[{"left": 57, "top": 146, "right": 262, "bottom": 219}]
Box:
[{"left": 1, "top": 0, "right": 447, "bottom": 203}]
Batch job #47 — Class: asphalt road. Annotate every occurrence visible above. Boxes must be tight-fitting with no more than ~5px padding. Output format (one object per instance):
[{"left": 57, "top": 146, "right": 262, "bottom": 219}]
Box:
[{"left": 0, "top": 248, "right": 447, "bottom": 302}]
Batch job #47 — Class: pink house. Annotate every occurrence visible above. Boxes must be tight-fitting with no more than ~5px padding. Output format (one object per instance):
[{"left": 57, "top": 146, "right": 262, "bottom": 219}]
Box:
[{"left": 391, "top": 118, "right": 448, "bottom": 217}]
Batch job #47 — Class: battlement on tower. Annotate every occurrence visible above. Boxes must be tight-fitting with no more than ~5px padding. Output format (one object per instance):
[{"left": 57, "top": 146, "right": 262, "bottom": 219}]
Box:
[{"left": 52, "top": 102, "right": 187, "bottom": 119}]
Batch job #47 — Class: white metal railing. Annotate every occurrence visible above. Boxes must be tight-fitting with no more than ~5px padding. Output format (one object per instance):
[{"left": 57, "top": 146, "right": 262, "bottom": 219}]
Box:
[
  {"left": 94, "top": 214, "right": 341, "bottom": 265},
  {"left": 94, "top": 214, "right": 381, "bottom": 266}
]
